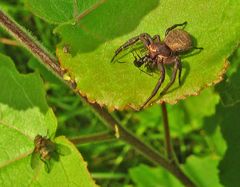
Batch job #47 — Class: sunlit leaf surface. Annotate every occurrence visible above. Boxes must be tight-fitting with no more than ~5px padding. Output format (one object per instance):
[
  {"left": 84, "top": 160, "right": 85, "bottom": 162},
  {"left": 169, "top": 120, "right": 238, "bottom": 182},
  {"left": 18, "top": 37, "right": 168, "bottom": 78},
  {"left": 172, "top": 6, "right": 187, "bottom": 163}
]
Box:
[{"left": 0, "top": 54, "right": 97, "bottom": 187}]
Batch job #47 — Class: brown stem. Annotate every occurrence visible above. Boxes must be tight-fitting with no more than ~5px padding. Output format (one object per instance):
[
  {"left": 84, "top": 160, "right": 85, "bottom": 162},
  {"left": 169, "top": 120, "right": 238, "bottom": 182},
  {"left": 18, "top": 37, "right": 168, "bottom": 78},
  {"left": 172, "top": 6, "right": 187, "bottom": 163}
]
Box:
[
  {"left": 161, "top": 102, "right": 175, "bottom": 161},
  {"left": 88, "top": 102, "right": 196, "bottom": 187},
  {"left": 69, "top": 131, "right": 115, "bottom": 145},
  {"left": 0, "top": 10, "right": 196, "bottom": 187},
  {"left": 0, "top": 10, "right": 63, "bottom": 76}
]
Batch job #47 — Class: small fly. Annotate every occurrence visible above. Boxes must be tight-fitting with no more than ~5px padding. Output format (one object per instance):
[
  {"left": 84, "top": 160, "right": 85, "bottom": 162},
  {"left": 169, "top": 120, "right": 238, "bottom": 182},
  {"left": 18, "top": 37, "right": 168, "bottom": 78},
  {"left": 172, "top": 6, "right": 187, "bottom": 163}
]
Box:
[{"left": 31, "top": 135, "right": 70, "bottom": 173}]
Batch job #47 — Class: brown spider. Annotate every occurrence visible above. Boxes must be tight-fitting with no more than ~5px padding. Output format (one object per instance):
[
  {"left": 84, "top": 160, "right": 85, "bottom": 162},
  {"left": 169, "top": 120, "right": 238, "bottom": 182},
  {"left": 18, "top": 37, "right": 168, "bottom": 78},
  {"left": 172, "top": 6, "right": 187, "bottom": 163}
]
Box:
[{"left": 111, "top": 22, "right": 203, "bottom": 110}]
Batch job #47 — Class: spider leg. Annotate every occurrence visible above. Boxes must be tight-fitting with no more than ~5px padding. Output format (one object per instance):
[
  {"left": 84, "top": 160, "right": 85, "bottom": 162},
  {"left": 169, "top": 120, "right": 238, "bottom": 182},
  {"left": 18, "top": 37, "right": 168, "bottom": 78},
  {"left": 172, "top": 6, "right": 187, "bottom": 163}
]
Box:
[
  {"left": 111, "top": 36, "right": 139, "bottom": 62},
  {"left": 140, "top": 61, "right": 165, "bottom": 110},
  {"left": 165, "top": 21, "right": 187, "bottom": 36},
  {"left": 132, "top": 51, "right": 145, "bottom": 67},
  {"left": 160, "top": 57, "right": 181, "bottom": 95},
  {"left": 152, "top": 35, "right": 161, "bottom": 42},
  {"left": 140, "top": 33, "right": 154, "bottom": 45},
  {"left": 111, "top": 33, "right": 153, "bottom": 62}
]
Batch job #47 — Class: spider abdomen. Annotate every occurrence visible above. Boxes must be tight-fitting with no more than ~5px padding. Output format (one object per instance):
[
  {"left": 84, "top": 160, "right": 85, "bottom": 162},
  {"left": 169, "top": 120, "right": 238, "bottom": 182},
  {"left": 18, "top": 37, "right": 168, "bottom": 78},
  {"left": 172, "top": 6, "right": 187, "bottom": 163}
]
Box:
[{"left": 164, "top": 29, "right": 192, "bottom": 53}]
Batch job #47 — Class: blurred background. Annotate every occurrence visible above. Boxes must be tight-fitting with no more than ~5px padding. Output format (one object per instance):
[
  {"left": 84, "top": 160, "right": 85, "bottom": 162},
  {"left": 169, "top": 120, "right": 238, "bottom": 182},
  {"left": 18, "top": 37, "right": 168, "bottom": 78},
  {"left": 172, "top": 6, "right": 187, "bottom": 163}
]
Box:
[{"left": 1, "top": 1, "right": 239, "bottom": 186}]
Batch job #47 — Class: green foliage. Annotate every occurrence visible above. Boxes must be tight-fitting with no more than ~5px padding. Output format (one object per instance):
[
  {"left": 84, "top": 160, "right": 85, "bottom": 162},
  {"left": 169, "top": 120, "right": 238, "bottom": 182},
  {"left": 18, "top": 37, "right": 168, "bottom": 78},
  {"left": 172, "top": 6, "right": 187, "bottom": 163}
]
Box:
[
  {"left": 184, "top": 156, "right": 223, "bottom": 187},
  {"left": 168, "top": 88, "right": 219, "bottom": 136},
  {"left": 216, "top": 71, "right": 240, "bottom": 106},
  {"left": 25, "top": 0, "right": 101, "bottom": 24},
  {"left": 216, "top": 49, "right": 240, "bottom": 106},
  {"left": 0, "top": 54, "right": 97, "bottom": 187},
  {"left": 54, "top": 0, "right": 239, "bottom": 110},
  {"left": 0, "top": 54, "right": 49, "bottom": 113},
  {"left": 206, "top": 66, "right": 240, "bottom": 187},
  {"left": 1, "top": 0, "right": 240, "bottom": 187},
  {"left": 129, "top": 164, "right": 182, "bottom": 187},
  {"left": 217, "top": 102, "right": 240, "bottom": 187},
  {"left": 130, "top": 156, "right": 223, "bottom": 187}
]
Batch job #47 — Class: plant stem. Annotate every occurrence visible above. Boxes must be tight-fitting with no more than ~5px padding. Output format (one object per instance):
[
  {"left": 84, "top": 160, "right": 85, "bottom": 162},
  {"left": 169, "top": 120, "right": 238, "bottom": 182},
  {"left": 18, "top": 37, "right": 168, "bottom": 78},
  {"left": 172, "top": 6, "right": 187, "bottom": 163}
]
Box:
[
  {"left": 0, "top": 10, "right": 196, "bottom": 187},
  {"left": 69, "top": 131, "right": 115, "bottom": 145},
  {"left": 80, "top": 99, "right": 196, "bottom": 187},
  {"left": 0, "top": 10, "right": 63, "bottom": 77},
  {"left": 161, "top": 102, "right": 175, "bottom": 161},
  {"left": 0, "top": 37, "right": 19, "bottom": 46}
]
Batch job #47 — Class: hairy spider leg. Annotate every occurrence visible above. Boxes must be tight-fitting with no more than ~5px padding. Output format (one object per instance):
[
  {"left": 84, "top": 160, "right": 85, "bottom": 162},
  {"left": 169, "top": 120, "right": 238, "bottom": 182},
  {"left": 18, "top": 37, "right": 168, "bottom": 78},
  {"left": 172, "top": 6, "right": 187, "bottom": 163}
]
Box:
[
  {"left": 160, "top": 57, "right": 181, "bottom": 96},
  {"left": 111, "top": 33, "right": 153, "bottom": 62},
  {"left": 152, "top": 35, "right": 161, "bottom": 42},
  {"left": 140, "top": 61, "right": 165, "bottom": 110},
  {"left": 165, "top": 21, "right": 187, "bottom": 36}
]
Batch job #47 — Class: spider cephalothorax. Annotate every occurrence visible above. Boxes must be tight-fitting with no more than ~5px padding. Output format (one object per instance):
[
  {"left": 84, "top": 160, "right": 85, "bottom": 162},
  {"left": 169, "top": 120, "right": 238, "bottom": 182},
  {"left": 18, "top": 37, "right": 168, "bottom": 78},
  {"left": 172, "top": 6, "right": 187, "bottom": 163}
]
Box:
[{"left": 111, "top": 22, "right": 203, "bottom": 110}]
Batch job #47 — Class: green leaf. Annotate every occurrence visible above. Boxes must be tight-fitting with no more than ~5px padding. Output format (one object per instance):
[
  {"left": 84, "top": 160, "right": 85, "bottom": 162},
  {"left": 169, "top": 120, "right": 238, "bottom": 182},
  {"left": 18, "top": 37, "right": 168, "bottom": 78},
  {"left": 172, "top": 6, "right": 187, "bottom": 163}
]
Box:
[
  {"left": 215, "top": 48, "right": 240, "bottom": 106},
  {"left": 50, "top": 0, "right": 240, "bottom": 110},
  {"left": 216, "top": 71, "right": 240, "bottom": 106},
  {"left": 129, "top": 164, "right": 182, "bottom": 187},
  {"left": 204, "top": 63, "right": 240, "bottom": 186},
  {"left": 0, "top": 54, "right": 49, "bottom": 113},
  {"left": 217, "top": 103, "right": 240, "bottom": 187},
  {"left": 169, "top": 88, "right": 219, "bottom": 137},
  {"left": 206, "top": 51, "right": 240, "bottom": 187},
  {"left": 225, "top": 47, "right": 240, "bottom": 76},
  {"left": 184, "top": 156, "right": 223, "bottom": 187},
  {"left": 134, "top": 88, "right": 219, "bottom": 138},
  {"left": 30, "top": 136, "right": 97, "bottom": 187},
  {"left": 0, "top": 54, "right": 97, "bottom": 187},
  {"left": 25, "top": 0, "right": 102, "bottom": 24},
  {"left": 129, "top": 156, "right": 223, "bottom": 187}
]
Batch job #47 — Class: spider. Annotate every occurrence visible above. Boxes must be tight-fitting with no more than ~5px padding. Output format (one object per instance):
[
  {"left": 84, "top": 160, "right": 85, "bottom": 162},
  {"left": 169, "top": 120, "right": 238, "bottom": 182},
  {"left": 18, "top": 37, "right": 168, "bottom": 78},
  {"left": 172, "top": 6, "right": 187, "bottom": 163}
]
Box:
[{"left": 111, "top": 21, "right": 203, "bottom": 110}]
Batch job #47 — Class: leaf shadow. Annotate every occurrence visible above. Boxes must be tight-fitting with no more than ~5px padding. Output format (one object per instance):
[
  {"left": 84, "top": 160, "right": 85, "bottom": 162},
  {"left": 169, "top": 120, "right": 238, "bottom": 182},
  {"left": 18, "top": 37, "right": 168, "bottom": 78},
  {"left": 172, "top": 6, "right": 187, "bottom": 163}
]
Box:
[
  {"left": 57, "top": 0, "right": 160, "bottom": 55},
  {"left": 203, "top": 101, "right": 240, "bottom": 187},
  {"left": 165, "top": 61, "right": 191, "bottom": 94},
  {"left": 0, "top": 56, "right": 48, "bottom": 114},
  {"left": 203, "top": 64, "right": 240, "bottom": 187},
  {"left": 149, "top": 61, "right": 191, "bottom": 104}
]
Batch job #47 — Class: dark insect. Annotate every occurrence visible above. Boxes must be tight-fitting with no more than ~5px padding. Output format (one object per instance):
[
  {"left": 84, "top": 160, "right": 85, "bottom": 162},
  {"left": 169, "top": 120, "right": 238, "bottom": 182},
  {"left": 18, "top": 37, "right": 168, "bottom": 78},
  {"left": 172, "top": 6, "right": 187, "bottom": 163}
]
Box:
[
  {"left": 31, "top": 135, "right": 70, "bottom": 173},
  {"left": 111, "top": 22, "right": 203, "bottom": 110}
]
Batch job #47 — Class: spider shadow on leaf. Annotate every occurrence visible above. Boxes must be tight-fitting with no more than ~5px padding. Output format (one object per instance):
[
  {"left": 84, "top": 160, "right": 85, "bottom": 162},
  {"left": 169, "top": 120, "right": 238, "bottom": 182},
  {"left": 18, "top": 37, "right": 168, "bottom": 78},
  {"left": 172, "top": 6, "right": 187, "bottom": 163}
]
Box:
[
  {"left": 112, "top": 46, "right": 160, "bottom": 80},
  {"left": 147, "top": 61, "right": 190, "bottom": 105},
  {"left": 165, "top": 60, "right": 191, "bottom": 88},
  {"left": 111, "top": 43, "right": 146, "bottom": 64}
]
